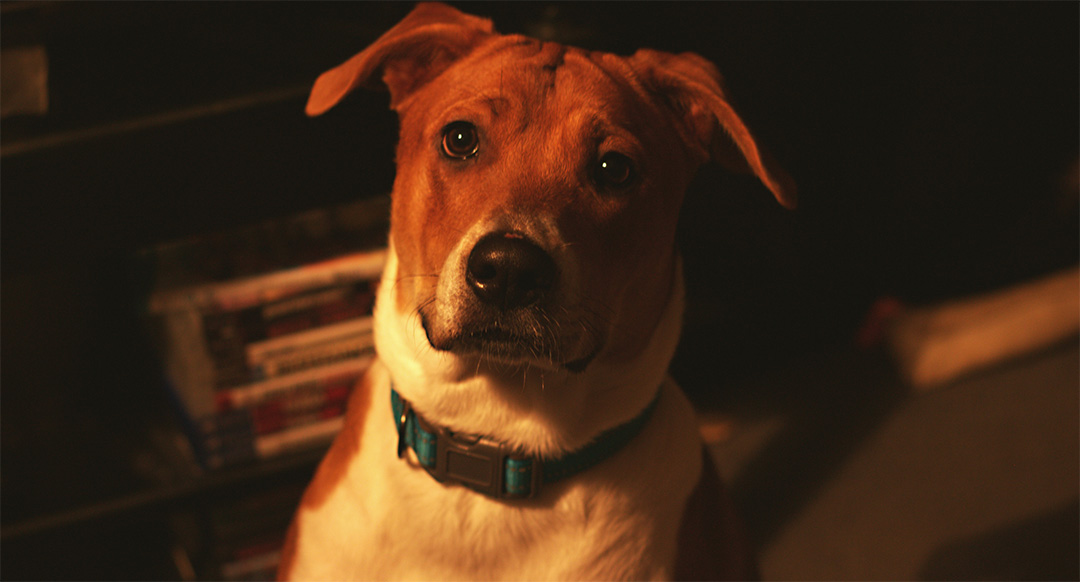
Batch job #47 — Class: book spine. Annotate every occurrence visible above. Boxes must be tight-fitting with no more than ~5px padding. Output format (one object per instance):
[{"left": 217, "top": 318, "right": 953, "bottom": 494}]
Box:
[
  {"left": 148, "top": 248, "right": 387, "bottom": 314},
  {"left": 248, "top": 382, "right": 351, "bottom": 436},
  {"left": 245, "top": 317, "right": 373, "bottom": 377},
  {"left": 220, "top": 549, "right": 281, "bottom": 581},
  {"left": 195, "top": 365, "right": 361, "bottom": 467},
  {"left": 202, "top": 281, "right": 377, "bottom": 389},
  {"left": 199, "top": 413, "right": 346, "bottom": 469},
  {"left": 214, "top": 357, "right": 371, "bottom": 411},
  {"left": 253, "top": 415, "right": 344, "bottom": 459},
  {"left": 250, "top": 332, "right": 374, "bottom": 381},
  {"left": 199, "top": 393, "right": 347, "bottom": 443}
]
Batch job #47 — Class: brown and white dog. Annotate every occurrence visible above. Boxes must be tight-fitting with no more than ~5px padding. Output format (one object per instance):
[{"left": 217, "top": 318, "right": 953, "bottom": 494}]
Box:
[{"left": 279, "top": 4, "right": 794, "bottom": 580}]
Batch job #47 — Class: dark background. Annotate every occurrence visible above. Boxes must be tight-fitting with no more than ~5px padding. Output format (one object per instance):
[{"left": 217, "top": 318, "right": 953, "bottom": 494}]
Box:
[{"left": 2, "top": 2, "right": 1076, "bottom": 579}]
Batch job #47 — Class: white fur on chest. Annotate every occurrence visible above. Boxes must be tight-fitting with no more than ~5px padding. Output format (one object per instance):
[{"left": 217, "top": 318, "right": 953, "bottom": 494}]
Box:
[
  {"left": 286, "top": 249, "right": 702, "bottom": 580},
  {"left": 289, "top": 364, "right": 702, "bottom": 581}
]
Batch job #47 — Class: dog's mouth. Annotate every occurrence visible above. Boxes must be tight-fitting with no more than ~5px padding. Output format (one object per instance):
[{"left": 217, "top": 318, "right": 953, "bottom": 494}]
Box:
[
  {"left": 421, "top": 310, "right": 599, "bottom": 373},
  {"left": 415, "top": 230, "right": 606, "bottom": 373}
]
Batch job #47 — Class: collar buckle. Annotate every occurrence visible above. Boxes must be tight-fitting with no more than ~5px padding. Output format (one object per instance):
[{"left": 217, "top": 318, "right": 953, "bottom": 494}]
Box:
[
  {"left": 419, "top": 417, "right": 542, "bottom": 499},
  {"left": 391, "top": 386, "right": 659, "bottom": 501}
]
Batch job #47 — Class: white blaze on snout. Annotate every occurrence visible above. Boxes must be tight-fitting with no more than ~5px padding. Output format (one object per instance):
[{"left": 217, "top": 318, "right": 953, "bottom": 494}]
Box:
[{"left": 432, "top": 212, "right": 582, "bottom": 339}]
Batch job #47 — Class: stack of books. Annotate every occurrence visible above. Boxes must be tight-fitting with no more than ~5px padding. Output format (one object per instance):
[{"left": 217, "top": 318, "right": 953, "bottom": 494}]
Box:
[{"left": 145, "top": 197, "right": 388, "bottom": 469}]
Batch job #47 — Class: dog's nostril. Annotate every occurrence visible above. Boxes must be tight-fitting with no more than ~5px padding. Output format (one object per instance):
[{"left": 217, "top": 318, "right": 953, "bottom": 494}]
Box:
[
  {"left": 472, "top": 262, "right": 499, "bottom": 282},
  {"left": 466, "top": 232, "right": 557, "bottom": 309}
]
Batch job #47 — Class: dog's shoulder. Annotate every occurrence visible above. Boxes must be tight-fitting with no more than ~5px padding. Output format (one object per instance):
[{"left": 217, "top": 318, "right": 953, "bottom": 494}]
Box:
[
  {"left": 304, "top": 360, "right": 385, "bottom": 508},
  {"left": 278, "top": 359, "right": 387, "bottom": 580}
]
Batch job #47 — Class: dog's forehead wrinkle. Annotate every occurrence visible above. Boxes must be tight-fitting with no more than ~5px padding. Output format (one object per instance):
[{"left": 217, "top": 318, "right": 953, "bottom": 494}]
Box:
[
  {"left": 436, "top": 53, "right": 646, "bottom": 153},
  {"left": 498, "top": 34, "right": 566, "bottom": 68},
  {"left": 289, "top": 5, "right": 763, "bottom": 577},
  {"left": 483, "top": 94, "right": 504, "bottom": 118},
  {"left": 548, "top": 61, "right": 653, "bottom": 144},
  {"left": 436, "top": 91, "right": 508, "bottom": 124},
  {"left": 478, "top": 42, "right": 614, "bottom": 118}
]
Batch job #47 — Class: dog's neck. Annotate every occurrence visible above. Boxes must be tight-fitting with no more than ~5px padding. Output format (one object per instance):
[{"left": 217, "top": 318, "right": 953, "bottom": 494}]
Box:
[
  {"left": 373, "top": 242, "right": 685, "bottom": 458},
  {"left": 391, "top": 384, "right": 662, "bottom": 499}
]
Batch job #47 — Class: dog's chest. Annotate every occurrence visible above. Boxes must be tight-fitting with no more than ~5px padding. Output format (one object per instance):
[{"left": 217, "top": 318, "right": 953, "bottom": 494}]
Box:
[{"left": 289, "top": 380, "right": 680, "bottom": 581}]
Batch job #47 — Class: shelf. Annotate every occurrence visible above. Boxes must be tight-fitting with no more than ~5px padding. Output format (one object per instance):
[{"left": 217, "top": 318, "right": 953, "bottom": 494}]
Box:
[
  {"left": 1, "top": 3, "right": 404, "bottom": 150},
  {"left": 1, "top": 94, "right": 398, "bottom": 278}
]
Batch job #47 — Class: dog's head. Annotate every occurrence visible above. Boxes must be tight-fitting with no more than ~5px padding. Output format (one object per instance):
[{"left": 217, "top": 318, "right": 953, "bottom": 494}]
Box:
[{"left": 307, "top": 3, "right": 794, "bottom": 449}]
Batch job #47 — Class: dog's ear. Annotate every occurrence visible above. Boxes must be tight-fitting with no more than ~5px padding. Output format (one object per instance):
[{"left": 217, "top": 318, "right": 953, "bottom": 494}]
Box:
[
  {"left": 631, "top": 50, "right": 797, "bottom": 209},
  {"left": 306, "top": 3, "right": 494, "bottom": 115}
]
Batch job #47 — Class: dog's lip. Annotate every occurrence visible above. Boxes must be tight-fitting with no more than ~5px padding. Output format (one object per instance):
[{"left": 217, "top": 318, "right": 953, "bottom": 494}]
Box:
[
  {"left": 421, "top": 314, "right": 596, "bottom": 372},
  {"left": 463, "top": 326, "right": 526, "bottom": 345},
  {"left": 438, "top": 325, "right": 545, "bottom": 360}
]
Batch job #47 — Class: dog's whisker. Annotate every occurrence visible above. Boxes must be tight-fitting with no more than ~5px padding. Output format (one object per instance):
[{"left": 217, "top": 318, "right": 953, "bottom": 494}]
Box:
[{"left": 291, "top": 2, "right": 786, "bottom": 578}]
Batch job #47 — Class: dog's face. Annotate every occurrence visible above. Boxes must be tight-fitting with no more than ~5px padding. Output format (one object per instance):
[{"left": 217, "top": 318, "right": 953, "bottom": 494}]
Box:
[
  {"left": 388, "top": 38, "right": 709, "bottom": 374},
  {"left": 307, "top": 4, "right": 793, "bottom": 420}
]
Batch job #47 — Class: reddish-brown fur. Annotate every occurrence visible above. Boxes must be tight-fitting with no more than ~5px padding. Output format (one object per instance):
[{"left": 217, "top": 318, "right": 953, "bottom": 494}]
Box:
[
  {"left": 303, "top": 3, "right": 792, "bottom": 368},
  {"left": 284, "top": 4, "right": 792, "bottom": 578},
  {"left": 276, "top": 508, "right": 301, "bottom": 580},
  {"left": 385, "top": 39, "right": 706, "bottom": 364}
]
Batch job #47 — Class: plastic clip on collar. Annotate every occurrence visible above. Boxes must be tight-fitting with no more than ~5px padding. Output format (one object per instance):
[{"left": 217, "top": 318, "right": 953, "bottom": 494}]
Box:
[{"left": 391, "top": 387, "right": 659, "bottom": 500}]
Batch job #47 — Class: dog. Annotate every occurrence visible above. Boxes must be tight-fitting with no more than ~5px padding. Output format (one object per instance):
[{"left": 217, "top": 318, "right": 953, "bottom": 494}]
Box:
[{"left": 279, "top": 4, "right": 795, "bottom": 580}]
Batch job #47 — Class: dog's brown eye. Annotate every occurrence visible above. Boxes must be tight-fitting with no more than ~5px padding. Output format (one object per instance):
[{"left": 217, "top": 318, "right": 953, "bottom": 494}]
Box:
[
  {"left": 441, "top": 121, "right": 480, "bottom": 159},
  {"left": 596, "top": 152, "right": 635, "bottom": 188}
]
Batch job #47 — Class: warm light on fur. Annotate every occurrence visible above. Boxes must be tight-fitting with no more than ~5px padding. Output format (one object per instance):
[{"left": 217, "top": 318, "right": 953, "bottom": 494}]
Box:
[{"left": 280, "top": 3, "right": 791, "bottom": 579}]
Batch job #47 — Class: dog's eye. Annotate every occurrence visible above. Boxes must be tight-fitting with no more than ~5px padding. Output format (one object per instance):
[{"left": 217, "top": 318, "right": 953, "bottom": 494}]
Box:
[
  {"left": 595, "top": 152, "right": 635, "bottom": 189},
  {"left": 441, "top": 121, "right": 480, "bottom": 159}
]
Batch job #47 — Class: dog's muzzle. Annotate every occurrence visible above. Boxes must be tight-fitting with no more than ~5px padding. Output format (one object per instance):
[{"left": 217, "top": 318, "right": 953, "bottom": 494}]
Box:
[{"left": 423, "top": 230, "right": 599, "bottom": 371}]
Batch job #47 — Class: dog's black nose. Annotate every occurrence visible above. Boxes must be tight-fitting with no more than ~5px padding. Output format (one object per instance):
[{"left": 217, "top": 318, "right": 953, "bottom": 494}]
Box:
[{"left": 466, "top": 232, "right": 556, "bottom": 310}]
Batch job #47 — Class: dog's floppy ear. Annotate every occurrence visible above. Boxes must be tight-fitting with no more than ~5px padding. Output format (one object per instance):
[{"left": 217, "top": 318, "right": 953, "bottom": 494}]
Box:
[
  {"left": 632, "top": 49, "right": 797, "bottom": 209},
  {"left": 306, "top": 3, "right": 494, "bottom": 115}
]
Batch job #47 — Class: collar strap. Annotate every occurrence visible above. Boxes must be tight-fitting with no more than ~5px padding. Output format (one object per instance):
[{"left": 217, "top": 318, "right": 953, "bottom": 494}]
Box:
[{"left": 391, "top": 388, "right": 659, "bottom": 500}]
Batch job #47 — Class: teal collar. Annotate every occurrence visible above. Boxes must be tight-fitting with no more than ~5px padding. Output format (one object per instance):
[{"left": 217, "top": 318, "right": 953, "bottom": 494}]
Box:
[{"left": 391, "top": 388, "right": 659, "bottom": 499}]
